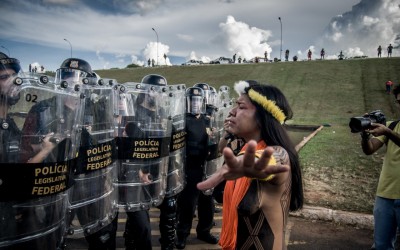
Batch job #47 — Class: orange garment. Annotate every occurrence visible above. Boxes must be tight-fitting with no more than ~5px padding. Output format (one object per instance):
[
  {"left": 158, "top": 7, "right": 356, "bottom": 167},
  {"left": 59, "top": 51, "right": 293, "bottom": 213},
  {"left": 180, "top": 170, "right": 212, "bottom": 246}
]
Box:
[{"left": 219, "top": 141, "right": 268, "bottom": 250}]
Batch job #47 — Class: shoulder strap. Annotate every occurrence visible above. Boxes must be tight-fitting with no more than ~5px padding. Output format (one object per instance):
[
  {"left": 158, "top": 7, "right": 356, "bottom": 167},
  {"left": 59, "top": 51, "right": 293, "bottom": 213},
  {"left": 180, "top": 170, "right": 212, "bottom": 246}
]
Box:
[{"left": 388, "top": 120, "right": 400, "bottom": 131}]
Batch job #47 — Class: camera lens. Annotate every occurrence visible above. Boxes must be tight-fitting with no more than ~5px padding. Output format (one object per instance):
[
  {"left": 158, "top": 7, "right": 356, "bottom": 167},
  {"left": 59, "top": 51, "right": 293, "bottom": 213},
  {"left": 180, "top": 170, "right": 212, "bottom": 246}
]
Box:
[{"left": 349, "top": 117, "right": 371, "bottom": 133}]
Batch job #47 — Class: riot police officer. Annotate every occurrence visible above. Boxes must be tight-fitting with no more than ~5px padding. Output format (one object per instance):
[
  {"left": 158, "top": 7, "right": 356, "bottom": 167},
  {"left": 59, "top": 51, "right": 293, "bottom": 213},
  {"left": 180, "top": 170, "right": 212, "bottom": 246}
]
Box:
[
  {"left": 175, "top": 87, "right": 219, "bottom": 249},
  {"left": 122, "top": 74, "right": 170, "bottom": 250},
  {"left": 157, "top": 82, "right": 186, "bottom": 250},
  {"left": 0, "top": 52, "right": 22, "bottom": 163},
  {"left": 1, "top": 53, "right": 80, "bottom": 249},
  {"left": 55, "top": 58, "right": 119, "bottom": 250}
]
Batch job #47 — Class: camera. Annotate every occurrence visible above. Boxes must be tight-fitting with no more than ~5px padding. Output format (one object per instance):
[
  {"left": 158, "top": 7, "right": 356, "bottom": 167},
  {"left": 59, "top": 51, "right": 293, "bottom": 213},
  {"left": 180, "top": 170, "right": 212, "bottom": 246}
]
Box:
[{"left": 349, "top": 110, "right": 386, "bottom": 133}]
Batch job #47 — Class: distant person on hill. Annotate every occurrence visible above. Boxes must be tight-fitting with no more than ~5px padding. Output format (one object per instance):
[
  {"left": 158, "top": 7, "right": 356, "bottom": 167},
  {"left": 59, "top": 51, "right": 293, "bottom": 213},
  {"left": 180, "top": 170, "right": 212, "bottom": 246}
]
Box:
[
  {"left": 360, "top": 84, "right": 400, "bottom": 250},
  {"left": 147, "top": 58, "right": 151, "bottom": 67},
  {"left": 285, "top": 49, "right": 289, "bottom": 61},
  {"left": 377, "top": 45, "right": 382, "bottom": 58},
  {"left": 307, "top": 49, "right": 312, "bottom": 60},
  {"left": 387, "top": 44, "right": 393, "bottom": 58},
  {"left": 338, "top": 51, "right": 344, "bottom": 60},
  {"left": 264, "top": 51, "right": 268, "bottom": 62},
  {"left": 233, "top": 53, "right": 236, "bottom": 63},
  {"left": 385, "top": 80, "right": 393, "bottom": 94},
  {"left": 320, "top": 48, "right": 325, "bottom": 60},
  {"left": 238, "top": 56, "right": 242, "bottom": 63},
  {"left": 293, "top": 55, "right": 298, "bottom": 61}
]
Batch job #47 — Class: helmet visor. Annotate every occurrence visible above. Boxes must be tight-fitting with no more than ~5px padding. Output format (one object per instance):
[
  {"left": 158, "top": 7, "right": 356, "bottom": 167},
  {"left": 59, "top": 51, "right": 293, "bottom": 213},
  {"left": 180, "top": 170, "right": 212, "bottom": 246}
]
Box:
[
  {"left": 187, "top": 96, "right": 205, "bottom": 114},
  {"left": 55, "top": 68, "right": 88, "bottom": 85}
]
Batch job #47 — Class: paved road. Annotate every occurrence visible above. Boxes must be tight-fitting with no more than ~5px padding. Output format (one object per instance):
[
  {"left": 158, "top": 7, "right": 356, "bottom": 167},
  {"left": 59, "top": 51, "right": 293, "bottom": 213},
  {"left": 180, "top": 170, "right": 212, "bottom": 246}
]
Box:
[{"left": 65, "top": 205, "right": 379, "bottom": 250}]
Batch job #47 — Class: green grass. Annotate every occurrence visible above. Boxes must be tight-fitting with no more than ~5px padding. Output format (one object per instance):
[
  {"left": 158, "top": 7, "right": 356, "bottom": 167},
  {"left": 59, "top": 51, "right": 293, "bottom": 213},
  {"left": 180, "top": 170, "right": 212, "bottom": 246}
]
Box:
[{"left": 97, "top": 58, "right": 400, "bottom": 213}]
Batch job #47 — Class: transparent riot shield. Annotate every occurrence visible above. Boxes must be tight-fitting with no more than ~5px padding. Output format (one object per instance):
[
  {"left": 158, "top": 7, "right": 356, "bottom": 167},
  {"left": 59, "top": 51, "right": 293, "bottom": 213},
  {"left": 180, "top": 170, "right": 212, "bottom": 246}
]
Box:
[
  {"left": 218, "top": 85, "right": 231, "bottom": 107},
  {"left": 203, "top": 108, "right": 224, "bottom": 196},
  {"left": 166, "top": 84, "right": 186, "bottom": 197},
  {"left": 66, "top": 78, "right": 118, "bottom": 237},
  {"left": 115, "top": 82, "right": 172, "bottom": 212},
  {"left": 0, "top": 75, "right": 84, "bottom": 250},
  {"left": 202, "top": 85, "right": 233, "bottom": 195}
]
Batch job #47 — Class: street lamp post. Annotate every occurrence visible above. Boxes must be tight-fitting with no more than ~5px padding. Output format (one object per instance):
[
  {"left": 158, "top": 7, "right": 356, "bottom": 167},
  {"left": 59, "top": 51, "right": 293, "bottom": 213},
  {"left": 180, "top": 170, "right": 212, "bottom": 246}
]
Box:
[
  {"left": 63, "top": 38, "right": 72, "bottom": 58},
  {"left": 152, "top": 28, "right": 159, "bottom": 66},
  {"left": 1, "top": 46, "right": 10, "bottom": 57},
  {"left": 278, "top": 17, "right": 282, "bottom": 61}
]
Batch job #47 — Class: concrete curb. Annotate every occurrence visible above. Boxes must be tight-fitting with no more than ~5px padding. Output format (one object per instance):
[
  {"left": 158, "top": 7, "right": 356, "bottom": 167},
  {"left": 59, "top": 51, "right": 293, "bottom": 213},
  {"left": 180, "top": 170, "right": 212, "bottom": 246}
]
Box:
[{"left": 290, "top": 205, "right": 373, "bottom": 230}]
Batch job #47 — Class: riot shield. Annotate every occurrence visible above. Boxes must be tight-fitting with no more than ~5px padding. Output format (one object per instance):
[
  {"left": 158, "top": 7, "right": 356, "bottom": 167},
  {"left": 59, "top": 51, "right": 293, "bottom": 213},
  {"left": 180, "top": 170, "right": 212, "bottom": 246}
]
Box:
[
  {"left": 66, "top": 78, "right": 118, "bottom": 237},
  {"left": 218, "top": 85, "right": 231, "bottom": 107},
  {"left": 202, "top": 86, "right": 232, "bottom": 195},
  {"left": 0, "top": 75, "right": 84, "bottom": 250},
  {"left": 166, "top": 84, "right": 186, "bottom": 197},
  {"left": 115, "top": 82, "right": 172, "bottom": 212}
]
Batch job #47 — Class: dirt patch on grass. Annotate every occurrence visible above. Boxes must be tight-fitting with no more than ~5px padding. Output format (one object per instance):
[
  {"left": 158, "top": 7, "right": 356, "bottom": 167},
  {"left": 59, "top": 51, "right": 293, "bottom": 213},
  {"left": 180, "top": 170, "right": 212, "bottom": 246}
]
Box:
[{"left": 294, "top": 126, "right": 381, "bottom": 214}]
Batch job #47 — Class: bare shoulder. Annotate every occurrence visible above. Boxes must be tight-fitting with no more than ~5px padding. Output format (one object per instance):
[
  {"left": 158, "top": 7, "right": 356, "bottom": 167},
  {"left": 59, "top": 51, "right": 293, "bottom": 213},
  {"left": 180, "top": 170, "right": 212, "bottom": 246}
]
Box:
[{"left": 270, "top": 146, "right": 290, "bottom": 165}]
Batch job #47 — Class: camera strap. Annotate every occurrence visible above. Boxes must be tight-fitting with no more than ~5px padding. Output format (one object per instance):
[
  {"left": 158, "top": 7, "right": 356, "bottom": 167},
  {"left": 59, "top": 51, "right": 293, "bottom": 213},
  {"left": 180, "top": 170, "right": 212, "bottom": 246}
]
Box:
[{"left": 388, "top": 120, "right": 400, "bottom": 131}]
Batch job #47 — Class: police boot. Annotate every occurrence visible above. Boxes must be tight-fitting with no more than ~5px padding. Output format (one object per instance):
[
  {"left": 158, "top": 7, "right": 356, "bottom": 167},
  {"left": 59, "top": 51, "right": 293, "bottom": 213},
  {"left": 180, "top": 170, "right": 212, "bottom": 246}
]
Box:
[
  {"left": 175, "top": 233, "right": 187, "bottom": 249},
  {"left": 124, "top": 227, "right": 136, "bottom": 250},
  {"left": 159, "top": 196, "right": 177, "bottom": 250},
  {"left": 124, "top": 234, "right": 136, "bottom": 250}
]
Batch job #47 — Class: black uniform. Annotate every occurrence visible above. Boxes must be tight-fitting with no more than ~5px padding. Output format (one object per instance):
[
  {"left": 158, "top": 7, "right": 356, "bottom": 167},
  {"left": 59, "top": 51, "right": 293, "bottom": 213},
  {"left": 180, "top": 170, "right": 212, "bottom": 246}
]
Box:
[
  {"left": 176, "top": 113, "right": 215, "bottom": 239},
  {"left": 72, "top": 127, "right": 119, "bottom": 250},
  {"left": 20, "top": 97, "right": 74, "bottom": 163},
  {"left": 123, "top": 104, "right": 158, "bottom": 250},
  {"left": 0, "top": 116, "right": 21, "bottom": 245},
  {"left": 157, "top": 194, "right": 177, "bottom": 250},
  {"left": 157, "top": 118, "right": 182, "bottom": 250},
  {"left": 0, "top": 117, "right": 21, "bottom": 163}
]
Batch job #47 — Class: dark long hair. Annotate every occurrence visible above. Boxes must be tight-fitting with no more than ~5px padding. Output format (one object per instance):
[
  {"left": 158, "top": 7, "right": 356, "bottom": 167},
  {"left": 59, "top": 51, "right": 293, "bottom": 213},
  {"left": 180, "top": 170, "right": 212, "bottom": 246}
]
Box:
[{"left": 246, "top": 80, "right": 304, "bottom": 211}]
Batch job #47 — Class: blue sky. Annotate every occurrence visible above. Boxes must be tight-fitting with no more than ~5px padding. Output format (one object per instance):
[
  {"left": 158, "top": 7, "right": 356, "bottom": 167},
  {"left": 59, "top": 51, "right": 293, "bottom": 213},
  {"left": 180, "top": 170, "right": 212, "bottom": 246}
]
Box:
[{"left": 0, "top": 0, "right": 398, "bottom": 72}]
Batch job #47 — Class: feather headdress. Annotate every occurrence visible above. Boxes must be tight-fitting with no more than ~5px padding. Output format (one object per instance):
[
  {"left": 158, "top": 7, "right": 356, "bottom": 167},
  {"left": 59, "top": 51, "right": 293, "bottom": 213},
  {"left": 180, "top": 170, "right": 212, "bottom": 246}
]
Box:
[{"left": 234, "top": 81, "right": 286, "bottom": 124}]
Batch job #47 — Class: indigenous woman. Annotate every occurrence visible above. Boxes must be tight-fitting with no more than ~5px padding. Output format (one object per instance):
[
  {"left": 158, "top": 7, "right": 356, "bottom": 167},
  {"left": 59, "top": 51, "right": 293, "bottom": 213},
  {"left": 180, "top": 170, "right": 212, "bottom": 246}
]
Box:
[{"left": 198, "top": 80, "right": 304, "bottom": 250}]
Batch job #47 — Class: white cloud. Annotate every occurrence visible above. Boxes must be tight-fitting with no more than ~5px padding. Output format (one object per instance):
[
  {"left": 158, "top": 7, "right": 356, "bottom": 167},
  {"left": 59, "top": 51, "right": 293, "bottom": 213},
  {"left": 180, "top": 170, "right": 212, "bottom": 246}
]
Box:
[
  {"left": 362, "top": 16, "right": 380, "bottom": 26},
  {"left": 141, "top": 42, "right": 172, "bottom": 66},
  {"left": 4, "top": 0, "right": 397, "bottom": 69},
  {"left": 345, "top": 47, "right": 364, "bottom": 57},
  {"left": 218, "top": 15, "right": 273, "bottom": 60},
  {"left": 319, "top": 0, "right": 400, "bottom": 58},
  {"left": 30, "top": 62, "right": 45, "bottom": 73}
]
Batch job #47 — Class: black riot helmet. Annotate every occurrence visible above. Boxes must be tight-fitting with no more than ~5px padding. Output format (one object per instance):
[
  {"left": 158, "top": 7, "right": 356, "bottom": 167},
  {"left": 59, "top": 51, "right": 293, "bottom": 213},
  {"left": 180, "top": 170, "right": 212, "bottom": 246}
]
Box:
[
  {"left": 193, "top": 82, "right": 212, "bottom": 104},
  {"left": 0, "top": 52, "right": 21, "bottom": 74},
  {"left": 141, "top": 74, "right": 167, "bottom": 86},
  {"left": 55, "top": 58, "right": 98, "bottom": 85},
  {"left": 186, "top": 87, "right": 206, "bottom": 115},
  {"left": 137, "top": 74, "right": 167, "bottom": 108},
  {"left": 0, "top": 52, "right": 22, "bottom": 106}
]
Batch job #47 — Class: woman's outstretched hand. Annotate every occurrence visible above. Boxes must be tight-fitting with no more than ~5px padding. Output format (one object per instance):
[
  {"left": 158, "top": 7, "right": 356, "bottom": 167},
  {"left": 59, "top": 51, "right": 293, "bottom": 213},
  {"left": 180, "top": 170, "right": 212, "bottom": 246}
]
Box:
[{"left": 197, "top": 140, "right": 290, "bottom": 191}]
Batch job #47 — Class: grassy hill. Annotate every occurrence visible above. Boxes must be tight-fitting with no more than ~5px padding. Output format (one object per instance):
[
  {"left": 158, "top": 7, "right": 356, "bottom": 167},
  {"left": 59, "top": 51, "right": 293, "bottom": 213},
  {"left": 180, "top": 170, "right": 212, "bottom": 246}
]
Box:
[{"left": 97, "top": 58, "right": 400, "bottom": 213}]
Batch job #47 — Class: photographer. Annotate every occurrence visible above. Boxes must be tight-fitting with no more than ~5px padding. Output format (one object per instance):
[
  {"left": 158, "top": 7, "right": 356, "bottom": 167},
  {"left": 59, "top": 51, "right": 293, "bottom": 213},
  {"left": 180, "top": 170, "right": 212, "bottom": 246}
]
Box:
[{"left": 360, "top": 84, "right": 400, "bottom": 250}]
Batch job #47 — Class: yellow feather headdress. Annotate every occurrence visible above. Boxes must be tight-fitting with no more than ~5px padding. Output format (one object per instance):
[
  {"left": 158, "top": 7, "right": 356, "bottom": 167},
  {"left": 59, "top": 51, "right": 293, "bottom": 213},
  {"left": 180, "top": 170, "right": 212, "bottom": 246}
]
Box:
[{"left": 234, "top": 81, "right": 286, "bottom": 124}]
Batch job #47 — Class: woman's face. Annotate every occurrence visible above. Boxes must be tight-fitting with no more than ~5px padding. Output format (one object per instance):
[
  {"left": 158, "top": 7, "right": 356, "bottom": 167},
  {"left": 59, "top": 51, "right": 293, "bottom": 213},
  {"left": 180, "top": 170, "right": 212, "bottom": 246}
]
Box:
[
  {"left": 226, "top": 93, "right": 260, "bottom": 142},
  {"left": 0, "top": 68, "right": 16, "bottom": 95}
]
